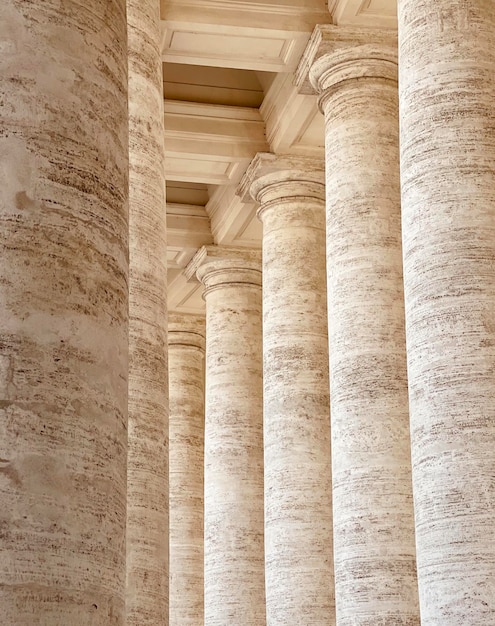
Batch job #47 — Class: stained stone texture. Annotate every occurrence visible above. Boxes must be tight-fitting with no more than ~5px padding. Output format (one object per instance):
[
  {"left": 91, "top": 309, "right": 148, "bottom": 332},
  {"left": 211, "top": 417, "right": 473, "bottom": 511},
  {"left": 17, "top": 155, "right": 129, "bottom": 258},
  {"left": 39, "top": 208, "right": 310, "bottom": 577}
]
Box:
[
  {"left": 308, "top": 26, "right": 419, "bottom": 625},
  {"left": 188, "top": 246, "right": 266, "bottom": 626},
  {"left": 398, "top": 2, "right": 495, "bottom": 623},
  {"left": 169, "top": 313, "right": 205, "bottom": 626},
  {"left": 126, "top": 0, "right": 168, "bottom": 624},
  {"left": 0, "top": 1, "right": 129, "bottom": 624},
  {"left": 240, "top": 153, "right": 334, "bottom": 625}
]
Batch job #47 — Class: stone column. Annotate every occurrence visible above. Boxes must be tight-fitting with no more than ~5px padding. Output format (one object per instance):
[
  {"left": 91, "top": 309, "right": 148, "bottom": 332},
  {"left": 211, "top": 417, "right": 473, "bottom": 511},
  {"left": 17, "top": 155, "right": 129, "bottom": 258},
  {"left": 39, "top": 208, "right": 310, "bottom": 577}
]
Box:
[
  {"left": 302, "top": 26, "right": 420, "bottom": 624},
  {"left": 187, "top": 246, "right": 266, "bottom": 626},
  {"left": 126, "top": 1, "right": 168, "bottom": 625},
  {"left": 239, "top": 153, "right": 334, "bottom": 625},
  {"left": 0, "top": 2, "right": 128, "bottom": 624},
  {"left": 169, "top": 313, "right": 205, "bottom": 626},
  {"left": 398, "top": 3, "right": 495, "bottom": 623}
]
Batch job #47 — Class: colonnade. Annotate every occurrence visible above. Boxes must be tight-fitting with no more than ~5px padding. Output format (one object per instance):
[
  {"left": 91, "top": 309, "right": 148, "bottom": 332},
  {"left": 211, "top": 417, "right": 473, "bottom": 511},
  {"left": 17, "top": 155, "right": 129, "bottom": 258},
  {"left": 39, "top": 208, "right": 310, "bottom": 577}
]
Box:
[
  {"left": 171, "top": 13, "right": 495, "bottom": 626},
  {"left": 1, "top": 1, "right": 495, "bottom": 625}
]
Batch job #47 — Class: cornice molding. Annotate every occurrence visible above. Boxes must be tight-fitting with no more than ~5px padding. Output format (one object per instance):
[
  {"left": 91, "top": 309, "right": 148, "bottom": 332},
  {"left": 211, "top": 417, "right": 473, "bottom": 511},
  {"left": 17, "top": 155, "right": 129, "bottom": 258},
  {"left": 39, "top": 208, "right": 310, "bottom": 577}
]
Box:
[
  {"left": 166, "top": 203, "right": 209, "bottom": 217},
  {"left": 165, "top": 100, "right": 262, "bottom": 120}
]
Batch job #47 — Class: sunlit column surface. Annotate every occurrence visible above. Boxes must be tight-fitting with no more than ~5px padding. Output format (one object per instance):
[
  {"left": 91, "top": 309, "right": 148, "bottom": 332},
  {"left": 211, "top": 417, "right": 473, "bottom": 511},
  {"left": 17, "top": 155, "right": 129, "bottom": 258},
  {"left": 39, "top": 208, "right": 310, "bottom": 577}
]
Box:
[
  {"left": 188, "top": 246, "right": 266, "bottom": 626},
  {"left": 169, "top": 313, "right": 205, "bottom": 626},
  {"left": 302, "top": 25, "right": 420, "bottom": 625},
  {"left": 126, "top": 0, "right": 168, "bottom": 623},
  {"left": 399, "top": 2, "right": 495, "bottom": 623},
  {"left": 0, "top": 1, "right": 129, "bottom": 623},
  {"left": 240, "top": 153, "right": 334, "bottom": 626}
]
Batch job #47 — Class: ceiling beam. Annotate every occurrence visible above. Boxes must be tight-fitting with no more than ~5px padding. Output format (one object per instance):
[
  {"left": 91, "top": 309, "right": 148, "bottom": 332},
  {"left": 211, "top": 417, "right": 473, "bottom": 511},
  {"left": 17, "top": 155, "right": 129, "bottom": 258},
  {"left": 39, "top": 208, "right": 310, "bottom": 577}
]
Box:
[
  {"left": 164, "top": 100, "right": 268, "bottom": 185},
  {"left": 160, "top": 0, "right": 332, "bottom": 72}
]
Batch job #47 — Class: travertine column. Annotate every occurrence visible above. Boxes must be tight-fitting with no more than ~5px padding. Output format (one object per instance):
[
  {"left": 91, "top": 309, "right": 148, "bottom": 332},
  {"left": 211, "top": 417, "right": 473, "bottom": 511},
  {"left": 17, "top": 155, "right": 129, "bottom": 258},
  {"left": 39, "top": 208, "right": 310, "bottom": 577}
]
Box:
[
  {"left": 239, "top": 154, "right": 334, "bottom": 625},
  {"left": 126, "top": 1, "right": 168, "bottom": 624},
  {"left": 399, "top": 3, "right": 495, "bottom": 623},
  {"left": 304, "top": 26, "right": 419, "bottom": 624},
  {"left": 0, "top": 1, "right": 128, "bottom": 624},
  {"left": 187, "top": 246, "right": 266, "bottom": 626},
  {"left": 169, "top": 313, "right": 205, "bottom": 626}
]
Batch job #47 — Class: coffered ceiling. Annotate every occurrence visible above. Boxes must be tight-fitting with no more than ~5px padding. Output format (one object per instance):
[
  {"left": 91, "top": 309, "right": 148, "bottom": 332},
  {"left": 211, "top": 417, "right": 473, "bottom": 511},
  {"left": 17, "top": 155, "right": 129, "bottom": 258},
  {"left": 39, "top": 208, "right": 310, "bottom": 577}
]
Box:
[{"left": 162, "top": 0, "right": 397, "bottom": 314}]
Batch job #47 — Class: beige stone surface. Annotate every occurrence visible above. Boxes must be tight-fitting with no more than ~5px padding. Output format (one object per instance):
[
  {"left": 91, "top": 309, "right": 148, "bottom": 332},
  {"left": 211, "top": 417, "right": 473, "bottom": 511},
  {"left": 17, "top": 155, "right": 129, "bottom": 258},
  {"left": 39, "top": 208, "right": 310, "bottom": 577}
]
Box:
[
  {"left": 308, "top": 26, "right": 420, "bottom": 625},
  {"left": 169, "top": 313, "right": 205, "bottom": 626},
  {"left": 240, "top": 153, "right": 334, "bottom": 625},
  {"left": 0, "top": 1, "right": 129, "bottom": 623},
  {"left": 126, "top": 0, "right": 168, "bottom": 624},
  {"left": 399, "top": 2, "right": 495, "bottom": 623},
  {"left": 189, "top": 246, "right": 266, "bottom": 626}
]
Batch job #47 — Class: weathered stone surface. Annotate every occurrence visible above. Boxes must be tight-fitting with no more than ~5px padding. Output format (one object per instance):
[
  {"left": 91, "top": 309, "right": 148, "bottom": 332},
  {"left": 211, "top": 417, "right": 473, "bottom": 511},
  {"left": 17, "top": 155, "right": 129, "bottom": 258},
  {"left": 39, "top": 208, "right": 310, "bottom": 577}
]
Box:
[
  {"left": 169, "top": 313, "right": 205, "bottom": 626},
  {"left": 188, "top": 246, "right": 266, "bottom": 626},
  {"left": 398, "top": 3, "right": 495, "bottom": 623},
  {"left": 307, "top": 26, "right": 420, "bottom": 625},
  {"left": 240, "top": 153, "right": 334, "bottom": 625},
  {"left": 126, "top": 0, "right": 168, "bottom": 624},
  {"left": 0, "top": 1, "right": 129, "bottom": 623}
]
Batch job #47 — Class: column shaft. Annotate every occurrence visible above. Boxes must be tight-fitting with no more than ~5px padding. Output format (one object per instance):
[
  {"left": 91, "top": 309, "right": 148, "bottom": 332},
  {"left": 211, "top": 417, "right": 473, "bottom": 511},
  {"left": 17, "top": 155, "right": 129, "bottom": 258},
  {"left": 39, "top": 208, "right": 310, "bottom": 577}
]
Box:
[
  {"left": 309, "top": 28, "right": 419, "bottom": 625},
  {"left": 399, "top": 2, "right": 495, "bottom": 623},
  {"left": 189, "top": 247, "right": 266, "bottom": 626},
  {"left": 126, "top": 0, "right": 168, "bottom": 624},
  {"left": 241, "top": 155, "right": 334, "bottom": 625},
  {"left": 169, "top": 314, "right": 205, "bottom": 626},
  {"left": 0, "top": 1, "right": 129, "bottom": 623}
]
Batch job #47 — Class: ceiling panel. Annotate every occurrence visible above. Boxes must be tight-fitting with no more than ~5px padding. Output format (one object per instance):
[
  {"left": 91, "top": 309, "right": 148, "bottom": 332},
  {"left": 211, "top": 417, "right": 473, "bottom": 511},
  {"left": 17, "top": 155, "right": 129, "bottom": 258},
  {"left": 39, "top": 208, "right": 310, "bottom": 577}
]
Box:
[
  {"left": 163, "top": 63, "right": 272, "bottom": 107},
  {"left": 331, "top": 0, "right": 397, "bottom": 26},
  {"left": 166, "top": 181, "right": 209, "bottom": 206}
]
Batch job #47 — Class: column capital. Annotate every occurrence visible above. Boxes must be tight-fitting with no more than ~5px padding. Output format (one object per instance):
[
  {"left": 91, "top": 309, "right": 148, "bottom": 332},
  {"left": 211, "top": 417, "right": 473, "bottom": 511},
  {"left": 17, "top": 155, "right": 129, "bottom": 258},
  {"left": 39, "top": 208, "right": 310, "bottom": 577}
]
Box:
[
  {"left": 168, "top": 313, "right": 206, "bottom": 351},
  {"left": 237, "top": 152, "right": 325, "bottom": 207},
  {"left": 185, "top": 245, "right": 261, "bottom": 297},
  {"left": 295, "top": 25, "right": 397, "bottom": 97}
]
